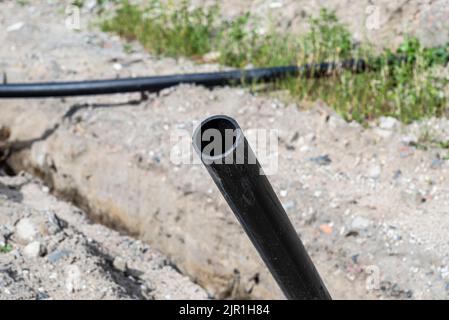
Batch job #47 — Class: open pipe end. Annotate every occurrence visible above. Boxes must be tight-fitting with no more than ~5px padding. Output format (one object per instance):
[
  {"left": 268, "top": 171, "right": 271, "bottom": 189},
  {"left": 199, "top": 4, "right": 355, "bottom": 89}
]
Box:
[{"left": 192, "top": 115, "right": 243, "bottom": 162}]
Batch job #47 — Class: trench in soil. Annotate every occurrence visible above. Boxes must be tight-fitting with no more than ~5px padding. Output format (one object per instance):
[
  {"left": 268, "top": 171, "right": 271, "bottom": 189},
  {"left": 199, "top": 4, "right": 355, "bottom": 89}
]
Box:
[{"left": 0, "top": 144, "right": 216, "bottom": 299}]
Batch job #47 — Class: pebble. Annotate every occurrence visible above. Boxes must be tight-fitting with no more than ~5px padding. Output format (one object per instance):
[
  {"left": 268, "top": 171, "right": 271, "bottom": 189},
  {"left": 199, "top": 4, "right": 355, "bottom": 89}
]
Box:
[
  {"left": 368, "top": 164, "right": 382, "bottom": 179},
  {"left": 15, "top": 218, "right": 38, "bottom": 243},
  {"left": 319, "top": 224, "right": 333, "bottom": 235},
  {"left": 308, "top": 154, "right": 332, "bottom": 166},
  {"left": 46, "top": 211, "right": 68, "bottom": 232},
  {"left": 23, "top": 241, "right": 46, "bottom": 258},
  {"left": 401, "top": 135, "right": 418, "bottom": 145},
  {"left": 65, "top": 265, "right": 82, "bottom": 293},
  {"left": 378, "top": 116, "right": 398, "bottom": 130},
  {"left": 113, "top": 256, "right": 128, "bottom": 273},
  {"left": 36, "top": 291, "right": 50, "bottom": 300},
  {"left": 393, "top": 169, "right": 402, "bottom": 179},
  {"left": 113, "top": 63, "right": 122, "bottom": 71},
  {"left": 351, "top": 216, "right": 371, "bottom": 230},
  {"left": 47, "top": 249, "right": 71, "bottom": 264},
  {"left": 431, "top": 157, "right": 444, "bottom": 169},
  {"left": 6, "top": 22, "right": 24, "bottom": 32}
]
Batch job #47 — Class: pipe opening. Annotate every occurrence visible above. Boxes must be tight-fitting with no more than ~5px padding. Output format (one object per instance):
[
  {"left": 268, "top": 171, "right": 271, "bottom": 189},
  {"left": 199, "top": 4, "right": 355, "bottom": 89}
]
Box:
[{"left": 193, "top": 115, "right": 242, "bottom": 160}]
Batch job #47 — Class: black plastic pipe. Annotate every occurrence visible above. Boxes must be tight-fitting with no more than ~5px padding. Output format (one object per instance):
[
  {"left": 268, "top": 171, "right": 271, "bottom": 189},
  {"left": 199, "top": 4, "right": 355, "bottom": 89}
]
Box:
[
  {"left": 192, "top": 115, "right": 331, "bottom": 300},
  {"left": 0, "top": 66, "right": 295, "bottom": 98},
  {"left": 0, "top": 56, "right": 407, "bottom": 98}
]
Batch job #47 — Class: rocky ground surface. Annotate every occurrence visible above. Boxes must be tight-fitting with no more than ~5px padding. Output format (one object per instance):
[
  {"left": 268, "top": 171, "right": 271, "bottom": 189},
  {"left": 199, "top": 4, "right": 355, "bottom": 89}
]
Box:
[
  {"left": 0, "top": 173, "right": 208, "bottom": 300},
  {"left": 1, "top": 1, "right": 449, "bottom": 300}
]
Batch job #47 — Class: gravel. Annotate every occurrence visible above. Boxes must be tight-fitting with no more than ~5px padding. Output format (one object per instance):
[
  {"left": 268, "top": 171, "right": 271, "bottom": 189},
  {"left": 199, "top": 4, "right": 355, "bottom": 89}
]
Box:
[
  {"left": 15, "top": 219, "right": 38, "bottom": 244},
  {"left": 0, "top": 174, "right": 207, "bottom": 300}
]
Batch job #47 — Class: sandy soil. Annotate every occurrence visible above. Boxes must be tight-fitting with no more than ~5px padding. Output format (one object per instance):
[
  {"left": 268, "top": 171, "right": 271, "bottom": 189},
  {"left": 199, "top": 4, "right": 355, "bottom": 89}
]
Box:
[
  {"left": 1, "top": 0, "right": 449, "bottom": 300},
  {"left": 0, "top": 172, "right": 207, "bottom": 300}
]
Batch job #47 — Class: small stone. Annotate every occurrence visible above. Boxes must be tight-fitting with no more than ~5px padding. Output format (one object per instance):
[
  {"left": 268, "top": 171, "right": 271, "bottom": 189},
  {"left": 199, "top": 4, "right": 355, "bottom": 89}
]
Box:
[
  {"left": 15, "top": 218, "right": 38, "bottom": 244},
  {"left": 319, "top": 224, "right": 333, "bottom": 235},
  {"left": 0, "top": 126, "right": 10, "bottom": 141},
  {"left": 113, "top": 63, "right": 122, "bottom": 71},
  {"left": 393, "top": 169, "right": 402, "bottom": 179},
  {"left": 65, "top": 265, "right": 82, "bottom": 293},
  {"left": 23, "top": 241, "right": 46, "bottom": 258},
  {"left": 401, "top": 135, "right": 417, "bottom": 145},
  {"left": 368, "top": 164, "right": 382, "bottom": 179},
  {"left": 113, "top": 256, "right": 127, "bottom": 272},
  {"left": 431, "top": 157, "right": 444, "bottom": 169},
  {"left": 47, "top": 249, "right": 71, "bottom": 264},
  {"left": 46, "top": 211, "right": 68, "bottom": 233},
  {"left": 6, "top": 22, "right": 24, "bottom": 32},
  {"left": 36, "top": 291, "right": 50, "bottom": 300},
  {"left": 328, "top": 115, "right": 345, "bottom": 128},
  {"left": 378, "top": 116, "right": 398, "bottom": 130},
  {"left": 308, "top": 154, "right": 331, "bottom": 166},
  {"left": 351, "top": 216, "right": 371, "bottom": 230}
]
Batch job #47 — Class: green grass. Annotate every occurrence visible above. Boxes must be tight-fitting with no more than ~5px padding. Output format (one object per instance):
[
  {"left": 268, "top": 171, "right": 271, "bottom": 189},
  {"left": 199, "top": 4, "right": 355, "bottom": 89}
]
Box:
[
  {"left": 0, "top": 244, "right": 12, "bottom": 254},
  {"left": 102, "top": 1, "right": 449, "bottom": 123},
  {"left": 103, "top": 1, "right": 219, "bottom": 58},
  {"left": 72, "top": 0, "right": 85, "bottom": 8}
]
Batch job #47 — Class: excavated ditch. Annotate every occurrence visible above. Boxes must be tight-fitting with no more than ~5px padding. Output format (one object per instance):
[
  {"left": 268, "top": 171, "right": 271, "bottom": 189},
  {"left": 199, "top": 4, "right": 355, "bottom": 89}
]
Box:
[
  {"left": 0, "top": 144, "right": 209, "bottom": 300},
  {"left": 3, "top": 1, "right": 449, "bottom": 300}
]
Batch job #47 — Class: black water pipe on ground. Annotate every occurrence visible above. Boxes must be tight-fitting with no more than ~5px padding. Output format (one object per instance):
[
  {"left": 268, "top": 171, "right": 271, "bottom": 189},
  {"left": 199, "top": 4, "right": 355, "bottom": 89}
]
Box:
[
  {"left": 0, "top": 56, "right": 407, "bottom": 98},
  {"left": 192, "top": 115, "right": 331, "bottom": 300}
]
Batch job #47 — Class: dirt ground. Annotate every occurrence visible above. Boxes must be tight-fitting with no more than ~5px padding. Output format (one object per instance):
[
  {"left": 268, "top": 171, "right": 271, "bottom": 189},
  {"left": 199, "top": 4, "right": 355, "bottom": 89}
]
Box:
[
  {"left": 1, "top": 0, "right": 449, "bottom": 300},
  {"left": 0, "top": 172, "right": 207, "bottom": 300}
]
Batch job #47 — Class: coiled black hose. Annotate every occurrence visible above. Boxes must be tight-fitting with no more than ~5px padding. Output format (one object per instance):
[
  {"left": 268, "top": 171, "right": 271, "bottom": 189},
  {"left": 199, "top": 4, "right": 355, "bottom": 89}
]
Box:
[{"left": 0, "top": 57, "right": 406, "bottom": 98}]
